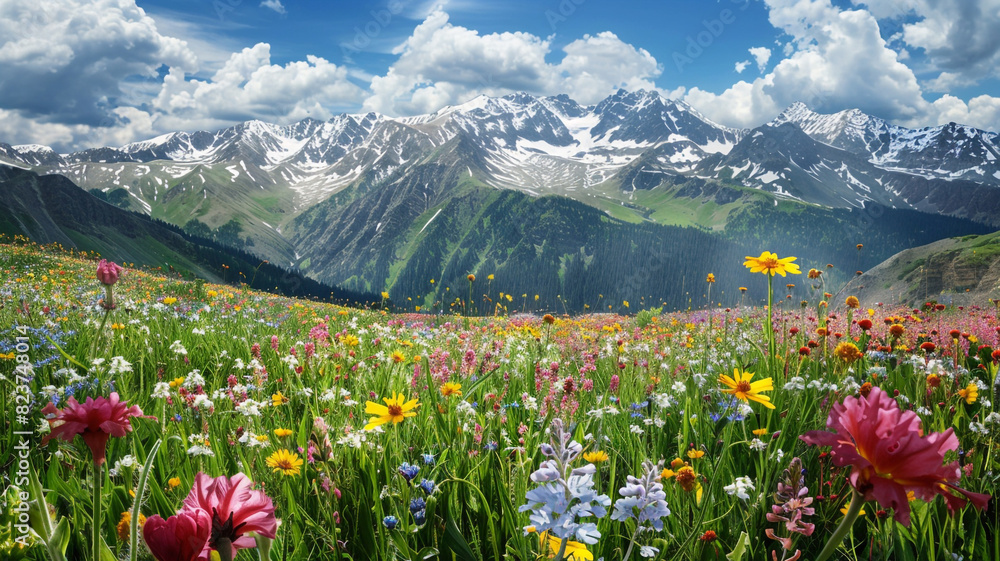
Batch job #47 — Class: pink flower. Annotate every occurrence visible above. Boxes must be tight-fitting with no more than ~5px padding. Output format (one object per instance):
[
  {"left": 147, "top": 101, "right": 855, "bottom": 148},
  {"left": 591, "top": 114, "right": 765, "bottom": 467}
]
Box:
[
  {"left": 143, "top": 509, "right": 212, "bottom": 561},
  {"left": 181, "top": 473, "right": 277, "bottom": 557},
  {"left": 41, "top": 392, "right": 151, "bottom": 465},
  {"left": 96, "top": 259, "right": 123, "bottom": 286},
  {"left": 801, "top": 387, "right": 990, "bottom": 525}
]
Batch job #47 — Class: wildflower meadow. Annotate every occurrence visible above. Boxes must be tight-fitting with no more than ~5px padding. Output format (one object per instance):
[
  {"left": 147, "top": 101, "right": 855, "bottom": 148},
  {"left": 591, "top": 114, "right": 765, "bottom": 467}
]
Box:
[{"left": 1, "top": 237, "right": 997, "bottom": 561}]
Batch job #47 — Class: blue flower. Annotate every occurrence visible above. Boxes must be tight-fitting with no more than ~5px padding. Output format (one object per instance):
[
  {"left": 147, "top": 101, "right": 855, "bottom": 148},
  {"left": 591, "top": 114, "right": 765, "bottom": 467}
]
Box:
[
  {"left": 419, "top": 478, "right": 436, "bottom": 494},
  {"left": 422, "top": 453, "right": 435, "bottom": 465},
  {"left": 412, "top": 509, "right": 426, "bottom": 526},
  {"left": 398, "top": 462, "right": 419, "bottom": 483},
  {"left": 409, "top": 498, "right": 426, "bottom": 513},
  {"left": 484, "top": 441, "right": 498, "bottom": 451},
  {"left": 383, "top": 515, "right": 399, "bottom": 529},
  {"left": 611, "top": 461, "right": 671, "bottom": 531}
]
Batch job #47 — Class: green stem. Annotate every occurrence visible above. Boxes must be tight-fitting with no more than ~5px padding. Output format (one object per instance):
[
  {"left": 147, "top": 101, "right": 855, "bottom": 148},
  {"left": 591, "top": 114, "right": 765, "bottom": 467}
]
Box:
[
  {"left": 92, "top": 463, "right": 103, "bottom": 561},
  {"left": 767, "top": 274, "right": 775, "bottom": 369},
  {"left": 815, "top": 489, "right": 865, "bottom": 561},
  {"left": 131, "top": 439, "right": 162, "bottom": 561},
  {"left": 621, "top": 524, "right": 642, "bottom": 561}
]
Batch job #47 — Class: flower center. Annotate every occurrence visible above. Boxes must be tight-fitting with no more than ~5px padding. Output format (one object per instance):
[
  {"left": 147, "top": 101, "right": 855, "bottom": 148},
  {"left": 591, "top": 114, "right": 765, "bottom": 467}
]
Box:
[
  {"left": 762, "top": 258, "right": 779, "bottom": 269},
  {"left": 388, "top": 404, "right": 403, "bottom": 417},
  {"left": 735, "top": 380, "right": 752, "bottom": 394}
]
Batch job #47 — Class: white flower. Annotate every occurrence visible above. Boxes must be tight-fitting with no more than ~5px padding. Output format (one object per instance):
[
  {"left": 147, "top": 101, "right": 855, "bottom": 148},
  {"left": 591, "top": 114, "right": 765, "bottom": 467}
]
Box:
[
  {"left": 749, "top": 438, "right": 767, "bottom": 451},
  {"left": 192, "top": 328, "right": 205, "bottom": 336},
  {"left": 192, "top": 395, "right": 214, "bottom": 410},
  {"left": 169, "top": 340, "right": 188, "bottom": 355},
  {"left": 183, "top": 370, "right": 206, "bottom": 389},
  {"left": 969, "top": 422, "right": 987, "bottom": 435},
  {"left": 724, "top": 476, "right": 755, "bottom": 500},
  {"left": 108, "top": 356, "right": 132, "bottom": 376},
  {"left": 236, "top": 399, "right": 265, "bottom": 417},
  {"left": 984, "top": 412, "right": 1000, "bottom": 425},
  {"left": 238, "top": 431, "right": 268, "bottom": 448},
  {"left": 630, "top": 425, "right": 644, "bottom": 435},
  {"left": 671, "top": 381, "right": 686, "bottom": 394},
  {"left": 639, "top": 545, "right": 659, "bottom": 558},
  {"left": 151, "top": 382, "right": 171, "bottom": 400},
  {"left": 784, "top": 377, "right": 805, "bottom": 391}
]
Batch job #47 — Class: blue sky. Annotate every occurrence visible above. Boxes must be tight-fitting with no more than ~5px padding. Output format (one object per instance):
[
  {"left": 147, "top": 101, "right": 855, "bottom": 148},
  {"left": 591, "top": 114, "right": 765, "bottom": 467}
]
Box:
[{"left": 2, "top": 0, "right": 1000, "bottom": 151}]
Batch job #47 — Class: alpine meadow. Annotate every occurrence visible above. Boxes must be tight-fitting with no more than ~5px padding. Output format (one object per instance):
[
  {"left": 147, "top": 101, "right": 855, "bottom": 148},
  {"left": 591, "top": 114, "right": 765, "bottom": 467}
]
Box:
[{"left": 1, "top": 1, "right": 1000, "bottom": 561}]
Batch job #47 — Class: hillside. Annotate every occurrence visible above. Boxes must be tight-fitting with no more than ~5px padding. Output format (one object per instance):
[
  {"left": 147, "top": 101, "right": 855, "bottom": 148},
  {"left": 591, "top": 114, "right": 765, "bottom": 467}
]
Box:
[
  {"left": 837, "top": 231, "right": 1000, "bottom": 307},
  {"left": 0, "top": 165, "right": 373, "bottom": 304}
]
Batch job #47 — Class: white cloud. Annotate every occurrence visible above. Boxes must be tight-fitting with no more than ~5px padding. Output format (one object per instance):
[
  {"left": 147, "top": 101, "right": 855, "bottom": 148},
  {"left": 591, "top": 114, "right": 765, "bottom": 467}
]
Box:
[
  {"left": 856, "top": 1, "right": 1000, "bottom": 89},
  {"left": 931, "top": 94, "right": 1000, "bottom": 132},
  {"left": 364, "top": 10, "right": 662, "bottom": 115},
  {"left": 684, "top": 1, "right": 929, "bottom": 128},
  {"left": 735, "top": 60, "right": 750, "bottom": 73},
  {"left": 749, "top": 47, "right": 771, "bottom": 72},
  {"left": 0, "top": 0, "right": 197, "bottom": 127},
  {"left": 150, "top": 43, "right": 365, "bottom": 132},
  {"left": 259, "top": 0, "right": 286, "bottom": 15}
]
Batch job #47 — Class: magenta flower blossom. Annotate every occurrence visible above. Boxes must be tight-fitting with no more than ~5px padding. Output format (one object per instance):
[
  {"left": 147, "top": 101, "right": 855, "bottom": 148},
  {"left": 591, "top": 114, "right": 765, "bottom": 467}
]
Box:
[
  {"left": 143, "top": 509, "right": 212, "bottom": 561},
  {"left": 95, "top": 259, "right": 123, "bottom": 285},
  {"left": 181, "top": 473, "right": 277, "bottom": 557},
  {"left": 41, "top": 392, "right": 151, "bottom": 465},
  {"left": 801, "top": 386, "right": 989, "bottom": 525}
]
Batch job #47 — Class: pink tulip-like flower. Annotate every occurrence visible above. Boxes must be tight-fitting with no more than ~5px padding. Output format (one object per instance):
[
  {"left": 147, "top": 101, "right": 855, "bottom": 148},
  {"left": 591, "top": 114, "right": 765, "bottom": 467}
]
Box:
[
  {"left": 181, "top": 473, "right": 277, "bottom": 558},
  {"left": 143, "top": 509, "right": 212, "bottom": 561},
  {"left": 801, "top": 386, "right": 990, "bottom": 525},
  {"left": 41, "top": 392, "right": 152, "bottom": 465},
  {"left": 96, "top": 259, "right": 123, "bottom": 286}
]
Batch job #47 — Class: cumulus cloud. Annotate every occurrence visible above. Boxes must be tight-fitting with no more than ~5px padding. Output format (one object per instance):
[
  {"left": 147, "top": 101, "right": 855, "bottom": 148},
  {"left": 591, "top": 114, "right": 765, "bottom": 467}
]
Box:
[
  {"left": 893, "top": 1, "right": 1000, "bottom": 90},
  {"left": 735, "top": 60, "right": 750, "bottom": 73},
  {"left": 684, "top": 1, "right": 929, "bottom": 128},
  {"left": 260, "top": 0, "right": 286, "bottom": 14},
  {"left": 150, "top": 43, "right": 365, "bottom": 131},
  {"left": 364, "top": 10, "right": 662, "bottom": 115},
  {"left": 748, "top": 47, "right": 771, "bottom": 72},
  {"left": 0, "top": 0, "right": 197, "bottom": 127}
]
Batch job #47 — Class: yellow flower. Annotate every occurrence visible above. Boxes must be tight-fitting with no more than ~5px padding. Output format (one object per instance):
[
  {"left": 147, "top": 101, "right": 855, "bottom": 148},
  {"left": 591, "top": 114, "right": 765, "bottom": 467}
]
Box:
[
  {"left": 958, "top": 383, "right": 978, "bottom": 404},
  {"left": 487, "top": 274, "right": 494, "bottom": 281},
  {"left": 364, "top": 392, "right": 420, "bottom": 430},
  {"left": 706, "top": 273, "right": 715, "bottom": 283},
  {"left": 381, "top": 291, "right": 390, "bottom": 299},
  {"left": 743, "top": 251, "right": 801, "bottom": 277},
  {"left": 718, "top": 369, "right": 775, "bottom": 409},
  {"left": 537, "top": 531, "right": 593, "bottom": 561},
  {"left": 341, "top": 334, "right": 360, "bottom": 346},
  {"left": 583, "top": 451, "right": 609, "bottom": 463},
  {"left": 266, "top": 449, "right": 303, "bottom": 476},
  {"left": 162, "top": 297, "right": 177, "bottom": 305},
  {"left": 274, "top": 428, "right": 293, "bottom": 438},
  {"left": 272, "top": 391, "right": 289, "bottom": 407},
  {"left": 834, "top": 341, "right": 863, "bottom": 363},
  {"left": 167, "top": 477, "right": 181, "bottom": 489},
  {"left": 841, "top": 504, "right": 866, "bottom": 516},
  {"left": 752, "top": 428, "right": 769, "bottom": 436},
  {"left": 845, "top": 296, "right": 860, "bottom": 309},
  {"left": 391, "top": 351, "right": 406, "bottom": 363},
  {"left": 686, "top": 449, "right": 705, "bottom": 459},
  {"left": 116, "top": 511, "right": 146, "bottom": 542},
  {"left": 169, "top": 377, "right": 185, "bottom": 388},
  {"left": 660, "top": 468, "right": 676, "bottom": 479},
  {"left": 440, "top": 382, "right": 462, "bottom": 397}
]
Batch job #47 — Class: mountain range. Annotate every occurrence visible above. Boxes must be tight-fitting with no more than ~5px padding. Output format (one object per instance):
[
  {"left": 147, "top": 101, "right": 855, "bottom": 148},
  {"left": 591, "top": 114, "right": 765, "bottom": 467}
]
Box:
[{"left": 1, "top": 90, "right": 998, "bottom": 311}]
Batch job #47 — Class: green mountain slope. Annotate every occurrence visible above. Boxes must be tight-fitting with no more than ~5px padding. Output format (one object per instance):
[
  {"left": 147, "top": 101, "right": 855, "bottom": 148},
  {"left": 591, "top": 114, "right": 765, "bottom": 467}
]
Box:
[
  {"left": 837, "top": 231, "right": 1000, "bottom": 307},
  {"left": 0, "top": 165, "right": 372, "bottom": 304}
]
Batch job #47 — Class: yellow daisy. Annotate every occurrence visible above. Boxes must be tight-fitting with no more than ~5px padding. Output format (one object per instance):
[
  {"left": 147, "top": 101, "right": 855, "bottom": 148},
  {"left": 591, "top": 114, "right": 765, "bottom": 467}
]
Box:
[
  {"left": 266, "top": 449, "right": 303, "bottom": 476},
  {"left": 718, "top": 369, "right": 775, "bottom": 409},
  {"left": 743, "top": 251, "right": 801, "bottom": 277},
  {"left": 364, "top": 392, "right": 420, "bottom": 430}
]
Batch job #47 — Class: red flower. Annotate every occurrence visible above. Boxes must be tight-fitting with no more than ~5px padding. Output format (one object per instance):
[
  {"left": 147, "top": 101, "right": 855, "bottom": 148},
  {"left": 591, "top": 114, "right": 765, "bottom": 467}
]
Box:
[
  {"left": 857, "top": 319, "right": 872, "bottom": 331},
  {"left": 41, "top": 392, "right": 151, "bottom": 465},
  {"left": 96, "top": 259, "right": 123, "bottom": 286},
  {"left": 920, "top": 342, "right": 936, "bottom": 353},
  {"left": 143, "top": 509, "right": 212, "bottom": 561},
  {"left": 801, "top": 387, "right": 989, "bottom": 525},
  {"left": 181, "top": 473, "right": 277, "bottom": 556}
]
